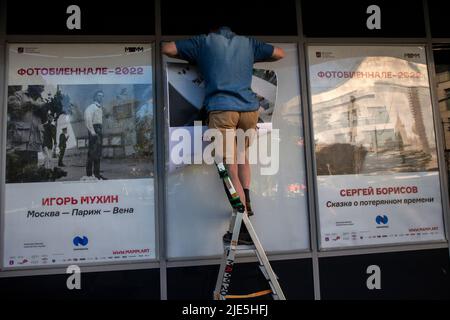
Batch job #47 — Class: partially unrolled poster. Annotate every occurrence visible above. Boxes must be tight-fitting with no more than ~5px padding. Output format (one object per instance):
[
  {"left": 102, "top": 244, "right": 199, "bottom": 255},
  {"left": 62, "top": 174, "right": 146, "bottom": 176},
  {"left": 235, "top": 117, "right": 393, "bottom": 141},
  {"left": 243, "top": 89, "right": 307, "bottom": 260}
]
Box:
[{"left": 165, "top": 43, "right": 310, "bottom": 259}]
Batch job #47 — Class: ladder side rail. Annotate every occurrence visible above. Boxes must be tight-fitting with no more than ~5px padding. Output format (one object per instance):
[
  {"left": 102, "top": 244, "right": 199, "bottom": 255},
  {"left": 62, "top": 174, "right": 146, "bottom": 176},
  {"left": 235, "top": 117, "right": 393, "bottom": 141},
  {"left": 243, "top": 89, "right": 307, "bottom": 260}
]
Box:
[{"left": 243, "top": 214, "right": 286, "bottom": 300}]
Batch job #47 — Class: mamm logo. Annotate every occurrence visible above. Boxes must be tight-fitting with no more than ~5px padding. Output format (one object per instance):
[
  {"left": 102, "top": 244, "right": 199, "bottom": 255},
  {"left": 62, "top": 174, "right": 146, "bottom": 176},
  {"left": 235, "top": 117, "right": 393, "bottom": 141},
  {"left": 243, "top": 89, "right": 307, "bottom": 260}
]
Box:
[{"left": 404, "top": 53, "right": 421, "bottom": 59}]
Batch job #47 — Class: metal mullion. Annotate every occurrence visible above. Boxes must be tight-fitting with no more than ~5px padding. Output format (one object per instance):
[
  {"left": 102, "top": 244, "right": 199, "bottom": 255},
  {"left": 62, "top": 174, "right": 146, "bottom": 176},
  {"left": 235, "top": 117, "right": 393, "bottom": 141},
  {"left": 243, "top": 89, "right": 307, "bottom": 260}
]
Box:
[
  {"left": 423, "top": 0, "right": 450, "bottom": 258},
  {"left": 296, "top": 0, "right": 322, "bottom": 301}
]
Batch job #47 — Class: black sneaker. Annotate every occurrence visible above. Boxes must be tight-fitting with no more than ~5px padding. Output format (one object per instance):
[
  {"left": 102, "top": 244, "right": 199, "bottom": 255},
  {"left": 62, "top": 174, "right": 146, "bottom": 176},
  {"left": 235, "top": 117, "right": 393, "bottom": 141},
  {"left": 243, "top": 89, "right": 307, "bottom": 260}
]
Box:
[
  {"left": 243, "top": 189, "right": 254, "bottom": 216},
  {"left": 223, "top": 231, "right": 253, "bottom": 245},
  {"left": 246, "top": 201, "right": 254, "bottom": 217}
]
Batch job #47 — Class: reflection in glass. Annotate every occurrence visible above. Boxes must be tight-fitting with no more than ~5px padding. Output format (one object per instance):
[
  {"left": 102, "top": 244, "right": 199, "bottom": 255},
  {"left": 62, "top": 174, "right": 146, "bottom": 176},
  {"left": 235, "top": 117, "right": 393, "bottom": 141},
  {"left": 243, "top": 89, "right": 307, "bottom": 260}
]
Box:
[
  {"left": 434, "top": 45, "right": 450, "bottom": 184},
  {"left": 165, "top": 44, "right": 310, "bottom": 258},
  {"left": 312, "top": 56, "right": 437, "bottom": 176}
]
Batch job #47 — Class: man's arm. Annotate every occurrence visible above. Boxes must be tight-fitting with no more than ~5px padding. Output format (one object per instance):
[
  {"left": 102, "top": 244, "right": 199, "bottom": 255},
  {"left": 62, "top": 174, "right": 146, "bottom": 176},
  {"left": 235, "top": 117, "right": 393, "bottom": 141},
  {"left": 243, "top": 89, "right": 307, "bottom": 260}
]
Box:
[
  {"left": 162, "top": 42, "right": 179, "bottom": 58},
  {"left": 251, "top": 38, "right": 285, "bottom": 62},
  {"left": 271, "top": 47, "right": 285, "bottom": 61},
  {"left": 162, "top": 37, "right": 202, "bottom": 62}
]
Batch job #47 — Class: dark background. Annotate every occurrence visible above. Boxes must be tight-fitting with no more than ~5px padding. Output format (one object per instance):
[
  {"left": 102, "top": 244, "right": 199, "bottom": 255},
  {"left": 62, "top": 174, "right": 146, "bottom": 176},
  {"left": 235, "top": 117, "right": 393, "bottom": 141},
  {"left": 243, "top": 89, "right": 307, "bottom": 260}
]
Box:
[
  {"left": 1, "top": 250, "right": 449, "bottom": 299},
  {"left": 6, "top": 0, "right": 446, "bottom": 37},
  {"left": 320, "top": 249, "right": 450, "bottom": 300},
  {"left": 301, "top": 0, "right": 426, "bottom": 38},
  {"left": 6, "top": 0, "right": 156, "bottom": 35},
  {"left": 167, "top": 259, "right": 314, "bottom": 300},
  {"left": 428, "top": 0, "right": 450, "bottom": 38},
  {"left": 160, "top": 0, "right": 298, "bottom": 36},
  {"left": 0, "top": 268, "right": 161, "bottom": 299},
  {"left": 6, "top": 0, "right": 298, "bottom": 36}
]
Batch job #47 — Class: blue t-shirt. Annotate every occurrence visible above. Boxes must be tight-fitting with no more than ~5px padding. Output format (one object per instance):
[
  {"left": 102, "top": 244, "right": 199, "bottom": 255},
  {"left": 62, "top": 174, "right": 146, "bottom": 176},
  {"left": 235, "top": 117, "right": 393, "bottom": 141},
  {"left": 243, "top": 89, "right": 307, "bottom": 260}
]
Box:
[{"left": 175, "top": 27, "right": 274, "bottom": 112}]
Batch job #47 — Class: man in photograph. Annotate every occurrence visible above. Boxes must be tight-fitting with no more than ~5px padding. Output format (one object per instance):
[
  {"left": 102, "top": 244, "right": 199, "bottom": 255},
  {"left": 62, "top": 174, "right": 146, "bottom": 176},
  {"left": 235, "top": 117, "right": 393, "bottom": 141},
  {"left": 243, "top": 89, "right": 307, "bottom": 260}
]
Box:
[
  {"left": 7, "top": 85, "right": 47, "bottom": 182},
  {"left": 42, "top": 113, "right": 57, "bottom": 169},
  {"left": 58, "top": 128, "right": 69, "bottom": 167},
  {"left": 85, "top": 90, "right": 107, "bottom": 180},
  {"left": 162, "top": 25, "right": 285, "bottom": 243}
]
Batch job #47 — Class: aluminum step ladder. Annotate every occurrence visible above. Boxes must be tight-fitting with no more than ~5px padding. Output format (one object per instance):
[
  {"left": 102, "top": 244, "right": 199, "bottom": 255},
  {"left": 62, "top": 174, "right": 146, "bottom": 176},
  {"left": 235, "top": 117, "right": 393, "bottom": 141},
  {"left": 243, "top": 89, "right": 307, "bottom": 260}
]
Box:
[{"left": 213, "top": 163, "right": 286, "bottom": 300}]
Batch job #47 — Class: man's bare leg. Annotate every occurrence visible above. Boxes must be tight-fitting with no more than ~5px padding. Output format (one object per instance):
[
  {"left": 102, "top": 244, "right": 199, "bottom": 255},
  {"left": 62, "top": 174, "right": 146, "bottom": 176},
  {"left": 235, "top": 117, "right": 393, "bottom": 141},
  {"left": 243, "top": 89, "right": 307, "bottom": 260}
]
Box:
[
  {"left": 238, "top": 162, "right": 251, "bottom": 190},
  {"left": 227, "top": 163, "right": 246, "bottom": 206},
  {"left": 227, "top": 162, "right": 252, "bottom": 241},
  {"left": 238, "top": 162, "right": 253, "bottom": 215},
  {"left": 237, "top": 145, "right": 252, "bottom": 214}
]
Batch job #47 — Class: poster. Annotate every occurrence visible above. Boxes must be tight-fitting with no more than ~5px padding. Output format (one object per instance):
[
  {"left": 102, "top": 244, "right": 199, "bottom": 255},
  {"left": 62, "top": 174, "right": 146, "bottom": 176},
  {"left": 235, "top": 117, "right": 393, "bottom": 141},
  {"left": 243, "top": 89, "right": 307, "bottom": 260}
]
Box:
[
  {"left": 3, "top": 44, "right": 156, "bottom": 268},
  {"left": 165, "top": 43, "right": 310, "bottom": 259},
  {"left": 308, "top": 45, "right": 446, "bottom": 249}
]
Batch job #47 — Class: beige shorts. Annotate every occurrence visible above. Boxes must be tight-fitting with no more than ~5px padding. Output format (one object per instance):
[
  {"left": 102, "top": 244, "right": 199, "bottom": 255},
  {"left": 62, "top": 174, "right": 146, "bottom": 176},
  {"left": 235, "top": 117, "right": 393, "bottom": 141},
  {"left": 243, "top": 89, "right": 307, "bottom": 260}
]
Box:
[{"left": 207, "top": 110, "right": 259, "bottom": 164}]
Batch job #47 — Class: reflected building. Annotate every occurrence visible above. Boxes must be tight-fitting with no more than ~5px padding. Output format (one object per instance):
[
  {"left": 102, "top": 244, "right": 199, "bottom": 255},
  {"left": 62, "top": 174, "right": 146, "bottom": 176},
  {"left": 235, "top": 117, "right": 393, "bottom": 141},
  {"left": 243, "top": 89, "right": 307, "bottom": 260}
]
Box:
[
  {"left": 436, "top": 69, "right": 450, "bottom": 168},
  {"left": 312, "top": 56, "right": 437, "bottom": 175}
]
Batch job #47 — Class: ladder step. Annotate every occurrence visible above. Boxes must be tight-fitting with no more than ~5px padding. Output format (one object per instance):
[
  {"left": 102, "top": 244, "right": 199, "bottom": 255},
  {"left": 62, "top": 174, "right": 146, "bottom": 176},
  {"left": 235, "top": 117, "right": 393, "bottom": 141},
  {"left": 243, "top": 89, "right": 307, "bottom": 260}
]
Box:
[{"left": 225, "top": 290, "right": 273, "bottom": 299}]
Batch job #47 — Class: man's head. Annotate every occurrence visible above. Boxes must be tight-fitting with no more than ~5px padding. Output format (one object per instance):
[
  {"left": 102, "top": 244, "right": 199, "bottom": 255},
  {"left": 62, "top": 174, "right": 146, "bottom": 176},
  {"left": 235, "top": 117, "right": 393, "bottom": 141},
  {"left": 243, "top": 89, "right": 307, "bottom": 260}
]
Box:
[
  {"left": 8, "top": 85, "right": 22, "bottom": 96},
  {"left": 207, "top": 18, "right": 232, "bottom": 34},
  {"left": 93, "top": 90, "right": 104, "bottom": 104},
  {"left": 62, "top": 128, "right": 67, "bottom": 133},
  {"left": 209, "top": 24, "right": 222, "bottom": 33},
  {"left": 28, "top": 85, "right": 45, "bottom": 97}
]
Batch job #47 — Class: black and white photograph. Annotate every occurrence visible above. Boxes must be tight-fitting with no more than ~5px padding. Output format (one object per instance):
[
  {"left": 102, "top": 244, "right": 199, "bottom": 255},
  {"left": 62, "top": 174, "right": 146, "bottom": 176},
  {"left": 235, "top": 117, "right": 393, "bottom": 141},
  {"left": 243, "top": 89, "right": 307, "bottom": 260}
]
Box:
[
  {"left": 167, "top": 62, "right": 277, "bottom": 128},
  {"left": 6, "top": 84, "right": 154, "bottom": 183}
]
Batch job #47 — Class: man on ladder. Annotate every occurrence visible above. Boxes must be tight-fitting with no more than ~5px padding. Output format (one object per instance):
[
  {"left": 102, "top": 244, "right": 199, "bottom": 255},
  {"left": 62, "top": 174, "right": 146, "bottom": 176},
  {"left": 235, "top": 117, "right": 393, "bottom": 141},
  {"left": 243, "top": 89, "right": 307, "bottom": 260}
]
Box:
[{"left": 162, "top": 23, "right": 285, "bottom": 299}]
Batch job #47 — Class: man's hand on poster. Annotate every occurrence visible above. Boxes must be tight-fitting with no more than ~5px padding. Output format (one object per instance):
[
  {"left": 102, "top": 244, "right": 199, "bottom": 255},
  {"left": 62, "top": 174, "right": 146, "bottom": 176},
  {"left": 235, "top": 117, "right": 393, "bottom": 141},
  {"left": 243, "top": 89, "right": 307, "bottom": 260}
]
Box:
[
  {"left": 162, "top": 42, "right": 179, "bottom": 59},
  {"left": 267, "top": 47, "right": 286, "bottom": 62}
]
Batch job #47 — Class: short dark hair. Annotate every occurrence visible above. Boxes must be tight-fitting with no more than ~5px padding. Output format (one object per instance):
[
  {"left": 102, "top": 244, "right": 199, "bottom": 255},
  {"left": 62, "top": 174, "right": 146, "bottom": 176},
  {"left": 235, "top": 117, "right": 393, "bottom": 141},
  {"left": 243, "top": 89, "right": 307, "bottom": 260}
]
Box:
[
  {"left": 93, "top": 90, "right": 104, "bottom": 100},
  {"left": 8, "top": 85, "right": 22, "bottom": 96},
  {"left": 207, "top": 17, "right": 232, "bottom": 33},
  {"left": 208, "top": 23, "right": 222, "bottom": 33},
  {"left": 28, "top": 85, "right": 45, "bottom": 94}
]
